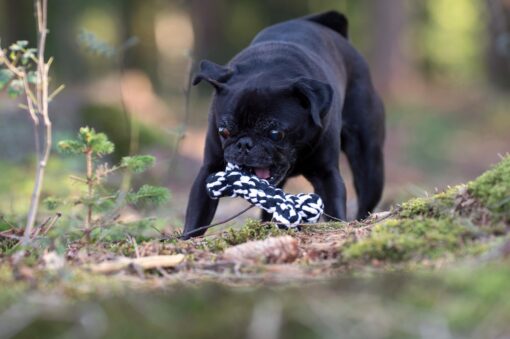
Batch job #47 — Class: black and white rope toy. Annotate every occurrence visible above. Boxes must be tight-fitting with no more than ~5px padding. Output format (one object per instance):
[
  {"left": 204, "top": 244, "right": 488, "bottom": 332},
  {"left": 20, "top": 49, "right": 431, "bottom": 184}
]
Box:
[{"left": 206, "top": 163, "right": 324, "bottom": 228}]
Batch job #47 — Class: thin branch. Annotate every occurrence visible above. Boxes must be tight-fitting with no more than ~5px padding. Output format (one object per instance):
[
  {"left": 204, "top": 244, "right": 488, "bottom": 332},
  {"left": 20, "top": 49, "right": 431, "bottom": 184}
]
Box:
[
  {"left": 31, "top": 216, "right": 51, "bottom": 237},
  {"left": 22, "top": 75, "right": 39, "bottom": 125},
  {"left": 48, "top": 84, "right": 65, "bottom": 102},
  {"left": 69, "top": 175, "right": 87, "bottom": 183},
  {"left": 0, "top": 48, "right": 26, "bottom": 78},
  {"left": 36, "top": 216, "right": 52, "bottom": 229},
  {"left": 46, "top": 56, "right": 54, "bottom": 69},
  {"left": 41, "top": 212, "right": 61, "bottom": 235},
  {"left": 96, "top": 164, "right": 123, "bottom": 179},
  {"left": 22, "top": 0, "right": 52, "bottom": 245}
]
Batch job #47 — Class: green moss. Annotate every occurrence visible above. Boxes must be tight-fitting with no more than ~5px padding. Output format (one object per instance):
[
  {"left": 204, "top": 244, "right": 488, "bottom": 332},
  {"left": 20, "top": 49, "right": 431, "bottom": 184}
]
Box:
[
  {"left": 343, "top": 218, "right": 476, "bottom": 262},
  {"left": 399, "top": 197, "right": 430, "bottom": 217},
  {"left": 399, "top": 185, "right": 459, "bottom": 219},
  {"left": 374, "top": 156, "right": 510, "bottom": 264},
  {"left": 203, "top": 220, "right": 289, "bottom": 252},
  {"left": 468, "top": 155, "right": 510, "bottom": 218}
]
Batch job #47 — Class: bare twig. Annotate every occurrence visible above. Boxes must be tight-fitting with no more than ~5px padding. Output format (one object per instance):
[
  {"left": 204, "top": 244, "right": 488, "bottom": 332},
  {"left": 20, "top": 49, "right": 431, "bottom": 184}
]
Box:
[
  {"left": 41, "top": 212, "right": 62, "bottom": 235},
  {"left": 48, "top": 84, "right": 65, "bottom": 102},
  {"left": 0, "top": 54, "right": 24, "bottom": 78},
  {"left": 32, "top": 216, "right": 52, "bottom": 237},
  {"left": 23, "top": 0, "right": 54, "bottom": 245},
  {"left": 69, "top": 175, "right": 87, "bottom": 184},
  {"left": 21, "top": 75, "right": 40, "bottom": 125}
]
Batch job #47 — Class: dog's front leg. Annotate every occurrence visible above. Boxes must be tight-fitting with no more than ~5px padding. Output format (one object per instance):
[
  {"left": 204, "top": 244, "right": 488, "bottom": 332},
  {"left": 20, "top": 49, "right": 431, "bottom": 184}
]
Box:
[
  {"left": 305, "top": 167, "right": 347, "bottom": 221},
  {"left": 182, "top": 164, "right": 222, "bottom": 239},
  {"left": 182, "top": 126, "right": 224, "bottom": 239}
]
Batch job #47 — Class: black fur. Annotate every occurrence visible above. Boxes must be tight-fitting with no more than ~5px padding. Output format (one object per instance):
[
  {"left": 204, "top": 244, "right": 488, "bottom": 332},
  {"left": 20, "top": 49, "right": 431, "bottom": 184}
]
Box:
[{"left": 183, "top": 11, "right": 385, "bottom": 238}]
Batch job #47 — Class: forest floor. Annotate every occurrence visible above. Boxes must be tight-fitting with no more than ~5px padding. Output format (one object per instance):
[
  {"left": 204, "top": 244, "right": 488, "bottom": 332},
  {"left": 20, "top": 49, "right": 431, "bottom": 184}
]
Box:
[{"left": 0, "top": 155, "right": 509, "bottom": 338}]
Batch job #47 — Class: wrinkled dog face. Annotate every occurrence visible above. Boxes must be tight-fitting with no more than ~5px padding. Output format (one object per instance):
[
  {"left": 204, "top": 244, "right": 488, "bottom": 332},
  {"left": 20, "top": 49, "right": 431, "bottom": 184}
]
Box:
[
  {"left": 193, "top": 60, "right": 333, "bottom": 184},
  {"left": 216, "top": 89, "right": 303, "bottom": 184}
]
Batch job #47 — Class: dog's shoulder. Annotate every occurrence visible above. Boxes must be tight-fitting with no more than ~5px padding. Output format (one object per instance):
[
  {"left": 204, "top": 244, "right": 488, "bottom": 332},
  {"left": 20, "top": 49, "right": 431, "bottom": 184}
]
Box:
[{"left": 302, "top": 11, "right": 348, "bottom": 39}]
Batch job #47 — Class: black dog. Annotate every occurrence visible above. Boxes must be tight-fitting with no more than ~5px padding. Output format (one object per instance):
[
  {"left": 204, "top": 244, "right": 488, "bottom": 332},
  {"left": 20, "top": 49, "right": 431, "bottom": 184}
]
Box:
[{"left": 183, "top": 11, "right": 385, "bottom": 238}]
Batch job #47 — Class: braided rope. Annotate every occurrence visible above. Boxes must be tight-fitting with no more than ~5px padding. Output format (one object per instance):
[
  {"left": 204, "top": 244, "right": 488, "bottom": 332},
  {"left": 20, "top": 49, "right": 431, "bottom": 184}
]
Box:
[{"left": 206, "top": 163, "right": 324, "bottom": 228}]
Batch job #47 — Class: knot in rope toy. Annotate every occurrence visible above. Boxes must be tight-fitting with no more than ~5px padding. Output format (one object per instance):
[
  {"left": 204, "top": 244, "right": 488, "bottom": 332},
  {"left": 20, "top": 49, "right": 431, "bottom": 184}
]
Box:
[{"left": 206, "top": 163, "right": 324, "bottom": 228}]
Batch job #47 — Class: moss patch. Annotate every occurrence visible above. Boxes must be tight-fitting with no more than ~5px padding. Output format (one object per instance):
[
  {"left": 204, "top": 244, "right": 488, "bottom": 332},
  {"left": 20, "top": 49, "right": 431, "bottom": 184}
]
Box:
[
  {"left": 343, "top": 156, "right": 510, "bottom": 264},
  {"left": 202, "top": 220, "right": 290, "bottom": 252},
  {"left": 343, "top": 218, "right": 478, "bottom": 262},
  {"left": 468, "top": 155, "right": 510, "bottom": 219},
  {"left": 399, "top": 185, "right": 459, "bottom": 219}
]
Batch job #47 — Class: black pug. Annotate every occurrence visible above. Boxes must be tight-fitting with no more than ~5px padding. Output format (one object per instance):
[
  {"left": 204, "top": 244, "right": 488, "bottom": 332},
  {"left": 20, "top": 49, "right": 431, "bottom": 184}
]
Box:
[{"left": 183, "top": 11, "right": 385, "bottom": 238}]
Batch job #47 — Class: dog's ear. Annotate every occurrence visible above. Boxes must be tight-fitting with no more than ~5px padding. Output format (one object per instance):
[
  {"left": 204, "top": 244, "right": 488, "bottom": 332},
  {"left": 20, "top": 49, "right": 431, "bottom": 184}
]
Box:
[
  {"left": 294, "top": 78, "right": 333, "bottom": 128},
  {"left": 192, "top": 60, "right": 233, "bottom": 92}
]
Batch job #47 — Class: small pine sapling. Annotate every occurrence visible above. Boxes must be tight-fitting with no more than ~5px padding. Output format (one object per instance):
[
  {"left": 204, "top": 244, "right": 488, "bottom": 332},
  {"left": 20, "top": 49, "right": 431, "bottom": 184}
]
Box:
[{"left": 55, "top": 127, "right": 170, "bottom": 240}]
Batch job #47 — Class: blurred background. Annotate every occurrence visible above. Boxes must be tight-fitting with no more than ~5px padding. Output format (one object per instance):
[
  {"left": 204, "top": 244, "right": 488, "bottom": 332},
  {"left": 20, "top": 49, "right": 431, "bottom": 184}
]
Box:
[{"left": 0, "top": 0, "right": 509, "bottom": 226}]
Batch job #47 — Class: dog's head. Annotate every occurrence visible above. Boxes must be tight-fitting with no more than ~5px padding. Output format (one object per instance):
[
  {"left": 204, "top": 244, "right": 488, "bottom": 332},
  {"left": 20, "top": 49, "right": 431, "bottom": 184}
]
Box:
[{"left": 194, "top": 60, "right": 333, "bottom": 184}]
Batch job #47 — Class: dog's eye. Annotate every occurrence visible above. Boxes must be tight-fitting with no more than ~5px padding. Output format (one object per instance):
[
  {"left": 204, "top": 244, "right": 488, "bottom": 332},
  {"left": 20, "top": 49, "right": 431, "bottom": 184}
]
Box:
[
  {"left": 218, "top": 127, "right": 231, "bottom": 138},
  {"left": 269, "top": 130, "right": 285, "bottom": 141}
]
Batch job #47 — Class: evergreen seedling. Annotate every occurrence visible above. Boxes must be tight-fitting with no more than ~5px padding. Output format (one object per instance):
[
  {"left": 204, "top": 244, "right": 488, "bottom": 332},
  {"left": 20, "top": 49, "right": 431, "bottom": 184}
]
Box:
[{"left": 56, "top": 127, "right": 170, "bottom": 239}]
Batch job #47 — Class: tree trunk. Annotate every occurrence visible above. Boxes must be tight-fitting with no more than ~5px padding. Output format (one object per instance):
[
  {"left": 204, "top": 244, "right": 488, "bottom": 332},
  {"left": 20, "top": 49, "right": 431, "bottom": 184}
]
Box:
[
  {"left": 369, "top": 0, "right": 413, "bottom": 97},
  {"left": 120, "top": 0, "right": 159, "bottom": 87},
  {"left": 189, "top": 0, "right": 226, "bottom": 63},
  {"left": 487, "top": 0, "right": 510, "bottom": 89}
]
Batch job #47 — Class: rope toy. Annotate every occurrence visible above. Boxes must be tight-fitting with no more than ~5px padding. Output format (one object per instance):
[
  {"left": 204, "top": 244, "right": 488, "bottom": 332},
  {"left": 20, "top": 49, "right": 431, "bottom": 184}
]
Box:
[{"left": 206, "top": 163, "right": 324, "bottom": 228}]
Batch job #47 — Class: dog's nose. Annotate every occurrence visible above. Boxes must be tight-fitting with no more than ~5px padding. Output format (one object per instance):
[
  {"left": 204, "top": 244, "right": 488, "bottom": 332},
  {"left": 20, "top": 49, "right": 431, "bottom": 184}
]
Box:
[{"left": 237, "top": 137, "right": 253, "bottom": 152}]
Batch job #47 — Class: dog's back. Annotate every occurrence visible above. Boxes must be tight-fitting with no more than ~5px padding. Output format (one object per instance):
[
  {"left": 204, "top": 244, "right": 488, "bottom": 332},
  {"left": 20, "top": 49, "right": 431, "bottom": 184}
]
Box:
[
  {"left": 248, "top": 11, "right": 371, "bottom": 98},
  {"left": 303, "top": 11, "right": 348, "bottom": 39},
  {"left": 250, "top": 11, "right": 349, "bottom": 65}
]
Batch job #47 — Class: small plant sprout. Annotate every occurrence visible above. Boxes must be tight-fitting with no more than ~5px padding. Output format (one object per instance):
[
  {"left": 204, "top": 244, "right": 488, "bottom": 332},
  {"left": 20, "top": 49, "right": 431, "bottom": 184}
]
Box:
[
  {"left": 56, "top": 127, "right": 170, "bottom": 240},
  {"left": 0, "top": 0, "right": 65, "bottom": 244}
]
